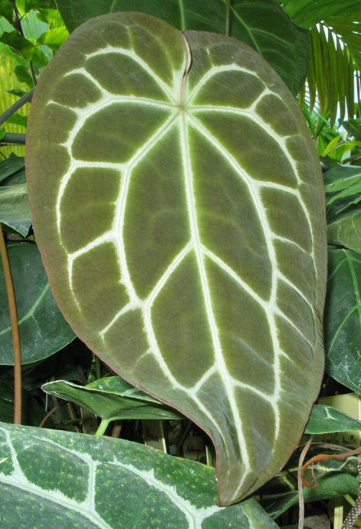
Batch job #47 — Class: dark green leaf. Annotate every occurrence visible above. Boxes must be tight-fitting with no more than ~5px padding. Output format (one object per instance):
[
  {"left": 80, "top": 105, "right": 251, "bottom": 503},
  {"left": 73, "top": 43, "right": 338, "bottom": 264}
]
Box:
[
  {"left": 0, "top": 30, "right": 34, "bottom": 61},
  {"left": 327, "top": 209, "right": 361, "bottom": 253},
  {"left": 42, "top": 378, "right": 185, "bottom": 420},
  {"left": 342, "top": 119, "right": 361, "bottom": 141},
  {"left": 324, "top": 165, "right": 361, "bottom": 221},
  {"left": 24, "top": 0, "right": 57, "bottom": 11},
  {"left": 325, "top": 14, "right": 361, "bottom": 70},
  {"left": 5, "top": 89, "right": 28, "bottom": 98},
  {"left": 56, "top": 0, "right": 309, "bottom": 94},
  {"left": 305, "top": 404, "right": 361, "bottom": 434},
  {"left": 0, "top": 422, "right": 279, "bottom": 529},
  {"left": 5, "top": 113, "right": 28, "bottom": 128},
  {"left": 325, "top": 249, "right": 361, "bottom": 394},
  {"left": 0, "top": 243, "right": 75, "bottom": 365},
  {"left": 282, "top": 0, "right": 361, "bottom": 28},
  {"left": 0, "top": 154, "right": 25, "bottom": 184},
  {"left": 14, "top": 65, "right": 34, "bottom": 88},
  {"left": 0, "top": 0, "right": 13, "bottom": 23}
]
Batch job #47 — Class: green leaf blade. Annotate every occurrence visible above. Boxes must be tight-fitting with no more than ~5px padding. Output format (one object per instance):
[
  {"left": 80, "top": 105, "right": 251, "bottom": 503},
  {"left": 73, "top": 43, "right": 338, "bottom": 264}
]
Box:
[
  {"left": 0, "top": 422, "right": 279, "bottom": 529},
  {"left": 305, "top": 404, "right": 361, "bottom": 434},
  {"left": 56, "top": 0, "right": 309, "bottom": 95},
  {"left": 325, "top": 249, "right": 361, "bottom": 394},
  {"left": 0, "top": 243, "right": 75, "bottom": 365},
  {"left": 26, "top": 13, "right": 327, "bottom": 505}
]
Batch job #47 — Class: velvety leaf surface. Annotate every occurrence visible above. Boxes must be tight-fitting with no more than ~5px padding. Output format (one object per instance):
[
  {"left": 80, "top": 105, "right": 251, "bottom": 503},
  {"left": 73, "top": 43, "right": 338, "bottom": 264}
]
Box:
[
  {"left": 26, "top": 13, "right": 327, "bottom": 504},
  {"left": 55, "top": 0, "right": 309, "bottom": 94},
  {"left": 305, "top": 404, "right": 361, "bottom": 434},
  {"left": 325, "top": 249, "right": 361, "bottom": 393},
  {"left": 0, "top": 422, "right": 279, "bottom": 529},
  {"left": 42, "top": 378, "right": 184, "bottom": 420},
  {"left": 0, "top": 243, "right": 75, "bottom": 365}
]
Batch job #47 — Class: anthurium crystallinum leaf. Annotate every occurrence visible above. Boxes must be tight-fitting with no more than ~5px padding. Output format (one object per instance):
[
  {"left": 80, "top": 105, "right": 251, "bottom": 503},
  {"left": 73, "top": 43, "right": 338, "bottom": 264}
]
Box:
[{"left": 26, "top": 12, "right": 327, "bottom": 505}]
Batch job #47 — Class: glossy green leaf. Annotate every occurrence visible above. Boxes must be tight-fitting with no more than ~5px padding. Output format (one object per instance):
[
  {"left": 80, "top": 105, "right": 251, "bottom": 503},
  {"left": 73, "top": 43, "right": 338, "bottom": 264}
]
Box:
[
  {"left": 0, "top": 183, "right": 32, "bottom": 236},
  {"left": 324, "top": 166, "right": 361, "bottom": 212},
  {"left": 42, "top": 378, "right": 185, "bottom": 420},
  {"left": 36, "top": 26, "right": 69, "bottom": 49},
  {"left": 0, "top": 30, "right": 34, "bottom": 61},
  {"left": 0, "top": 154, "right": 24, "bottom": 184},
  {"left": 325, "top": 14, "right": 361, "bottom": 70},
  {"left": 0, "top": 422, "right": 279, "bottom": 529},
  {"left": 305, "top": 404, "right": 361, "bottom": 434},
  {"left": 261, "top": 450, "right": 360, "bottom": 518},
  {"left": 325, "top": 166, "right": 361, "bottom": 252},
  {"left": 327, "top": 209, "right": 361, "bottom": 253},
  {"left": 56, "top": 0, "right": 309, "bottom": 94},
  {"left": 0, "top": 243, "right": 75, "bottom": 365},
  {"left": 26, "top": 13, "right": 327, "bottom": 505},
  {"left": 342, "top": 119, "right": 361, "bottom": 141},
  {"left": 282, "top": 0, "right": 361, "bottom": 28},
  {"left": 325, "top": 249, "right": 361, "bottom": 394}
]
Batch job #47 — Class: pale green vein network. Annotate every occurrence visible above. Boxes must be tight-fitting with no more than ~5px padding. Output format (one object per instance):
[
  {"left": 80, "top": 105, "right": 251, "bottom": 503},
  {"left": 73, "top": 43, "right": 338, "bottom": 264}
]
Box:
[{"left": 48, "top": 32, "right": 321, "bottom": 504}]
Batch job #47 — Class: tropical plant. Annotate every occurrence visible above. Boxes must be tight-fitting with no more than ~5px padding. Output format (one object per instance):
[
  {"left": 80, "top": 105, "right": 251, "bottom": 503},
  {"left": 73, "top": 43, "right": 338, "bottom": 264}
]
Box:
[{"left": 1, "top": 1, "right": 361, "bottom": 528}]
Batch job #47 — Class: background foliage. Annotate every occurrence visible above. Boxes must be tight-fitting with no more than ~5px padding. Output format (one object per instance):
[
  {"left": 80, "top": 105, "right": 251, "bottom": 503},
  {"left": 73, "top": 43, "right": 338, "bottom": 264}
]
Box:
[{"left": 1, "top": 0, "right": 361, "bottom": 527}]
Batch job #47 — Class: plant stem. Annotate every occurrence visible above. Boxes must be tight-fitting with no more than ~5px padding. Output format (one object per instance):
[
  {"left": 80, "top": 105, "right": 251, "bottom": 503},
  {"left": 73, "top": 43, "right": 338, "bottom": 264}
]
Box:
[
  {"left": 95, "top": 418, "right": 111, "bottom": 436},
  {"left": 0, "top": 89, "right": 34, "bottom": 127},
  {"left": 0, "top": 133, "right": 26, "bottom": 145},
  {"left": 225, "top": 0, "right": 231, "bottom": 36},
  {"left": 0, "top": 225, "right": 22, "bottom": 424},
  {"left": 298, "top": 436, "right": 313, "bottom": 529}
]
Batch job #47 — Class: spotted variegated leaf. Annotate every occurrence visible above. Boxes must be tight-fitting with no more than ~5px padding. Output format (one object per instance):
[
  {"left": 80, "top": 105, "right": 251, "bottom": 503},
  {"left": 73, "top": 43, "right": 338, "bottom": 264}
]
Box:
[{"left": 26, "top": 13, "right": 327, "bottom": 505}]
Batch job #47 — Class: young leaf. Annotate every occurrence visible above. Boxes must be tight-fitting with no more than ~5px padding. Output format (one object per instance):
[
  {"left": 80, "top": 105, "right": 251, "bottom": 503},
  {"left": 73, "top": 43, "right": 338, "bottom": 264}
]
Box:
[
  {"left": 305, "top": 404, "right": 361, "bottom": 434},
  {"left": 42, "top": 378, "right": 185, "bottom": 421},
  {"left": 26, "top": 12, "right": 327, "bottom": 505},
  {"left": 0, "top": 422, "right": 279, "bottom": 529}
]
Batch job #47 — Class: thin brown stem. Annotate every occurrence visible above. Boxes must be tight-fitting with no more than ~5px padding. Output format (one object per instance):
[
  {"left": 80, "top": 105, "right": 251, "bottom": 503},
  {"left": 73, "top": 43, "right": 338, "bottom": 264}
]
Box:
[{"left": 0, "top": 225, "right": 22, "bottom": 424}]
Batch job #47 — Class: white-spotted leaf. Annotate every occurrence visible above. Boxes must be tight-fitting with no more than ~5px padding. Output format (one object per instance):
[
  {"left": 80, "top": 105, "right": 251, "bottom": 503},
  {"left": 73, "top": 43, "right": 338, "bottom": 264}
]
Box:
[
  {"left": 0, "top": 422, "right": 279, "bottom": 528},
  {"left": 26, "top": 13, "right": 327, "bottom": 505}
]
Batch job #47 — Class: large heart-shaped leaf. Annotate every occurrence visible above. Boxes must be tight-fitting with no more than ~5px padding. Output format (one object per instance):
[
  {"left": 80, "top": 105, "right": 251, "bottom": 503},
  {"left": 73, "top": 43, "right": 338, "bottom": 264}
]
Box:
[{"left": 26, "top": 13, "right": 327, "bottom": 505}]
